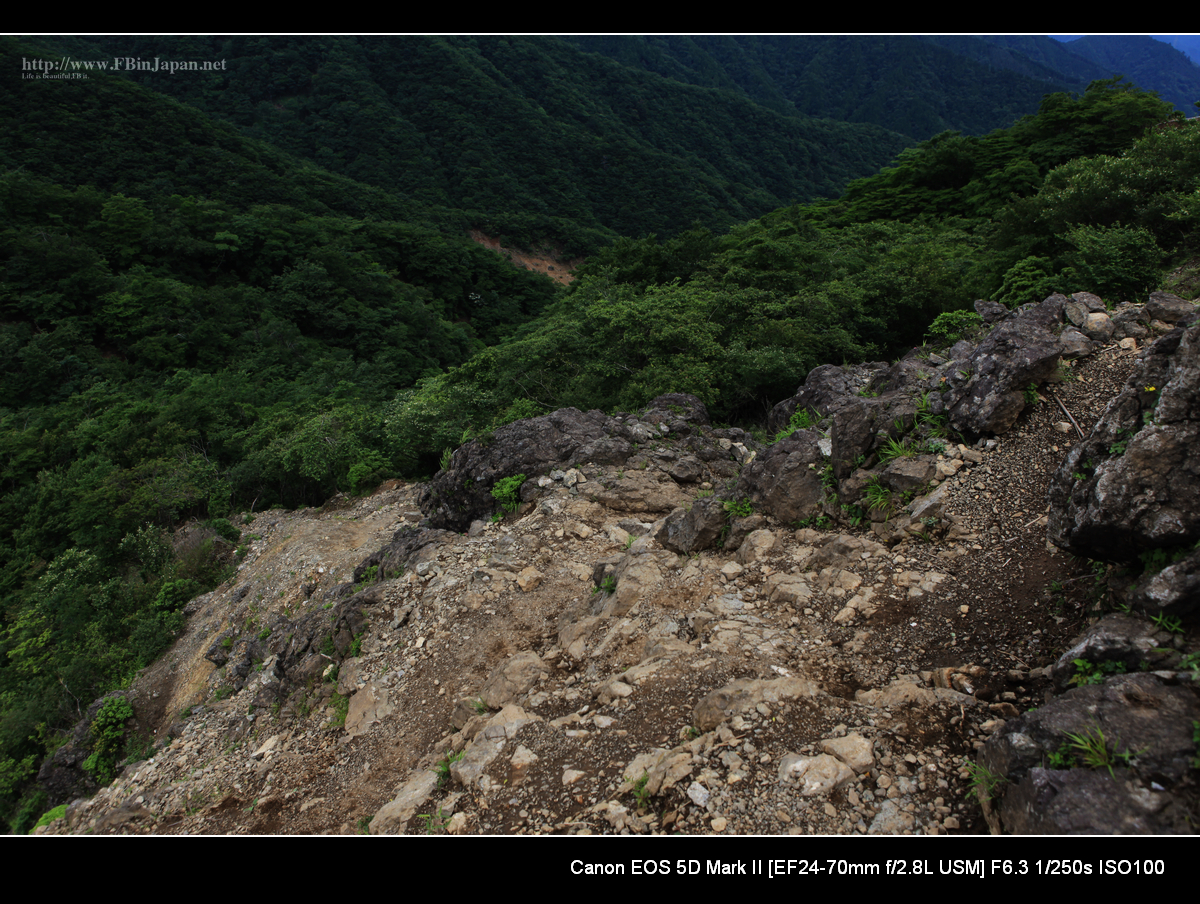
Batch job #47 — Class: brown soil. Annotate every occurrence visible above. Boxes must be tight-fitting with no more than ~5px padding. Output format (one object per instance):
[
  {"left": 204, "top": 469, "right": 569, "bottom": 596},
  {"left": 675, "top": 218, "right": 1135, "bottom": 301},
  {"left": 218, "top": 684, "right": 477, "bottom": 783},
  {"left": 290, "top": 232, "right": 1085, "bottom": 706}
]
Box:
[{"left": 469, "top": 230, "right": 583, "bottom": 285}]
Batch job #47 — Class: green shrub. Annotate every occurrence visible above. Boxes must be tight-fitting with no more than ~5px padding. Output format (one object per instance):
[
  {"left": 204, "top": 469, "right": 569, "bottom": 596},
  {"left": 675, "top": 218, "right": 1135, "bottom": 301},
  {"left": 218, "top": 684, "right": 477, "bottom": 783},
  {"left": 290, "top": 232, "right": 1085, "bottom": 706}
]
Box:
[
  {"left": 995, "top": 256, "right": 1058, "bottom": 308},
  {"left": 773, "top": 408, "right": 821, "bottom": 443},
  {"left": 82, "top": 696, "right": 134, "bottom": 786},
  {"left": 1069, "top": 658, "right": 1127, "bottom": 686},
  {"left": 1061, "top": 224, "right": 1164, "bottom": 304},
  {"left": 29, "top": 803, "right": 66, "bottom": 834},
  {"left": 491, "top": 474, "right": 526, "bottom": 513},
  {"left": 924, "top": 309, "right": 982, "bottom": 344},
  {"left": 204, "top": 518, "right": 242, "bottom": 544}
]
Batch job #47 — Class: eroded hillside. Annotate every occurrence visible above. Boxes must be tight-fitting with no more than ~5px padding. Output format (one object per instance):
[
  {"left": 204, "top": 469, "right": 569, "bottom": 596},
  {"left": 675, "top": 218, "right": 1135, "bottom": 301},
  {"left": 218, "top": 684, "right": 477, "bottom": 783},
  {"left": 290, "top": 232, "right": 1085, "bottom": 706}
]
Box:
[{"left": 37, "top": 296, "right": 1200, "bottom": 835}]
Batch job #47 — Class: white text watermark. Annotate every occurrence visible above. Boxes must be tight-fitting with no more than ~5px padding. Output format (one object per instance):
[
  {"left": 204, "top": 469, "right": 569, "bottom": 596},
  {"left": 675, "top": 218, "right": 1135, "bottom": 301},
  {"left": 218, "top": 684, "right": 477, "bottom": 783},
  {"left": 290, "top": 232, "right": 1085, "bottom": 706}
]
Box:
[{"left": 21, "top": 56, "right": 227, "bottom": 79}]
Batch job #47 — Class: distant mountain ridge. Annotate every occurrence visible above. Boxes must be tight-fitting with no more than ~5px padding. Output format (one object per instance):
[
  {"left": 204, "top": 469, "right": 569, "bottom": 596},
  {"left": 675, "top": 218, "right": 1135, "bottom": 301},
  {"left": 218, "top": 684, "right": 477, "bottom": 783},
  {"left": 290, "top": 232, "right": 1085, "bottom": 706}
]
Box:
[{"left": 1046, "top": 34, "right": 1200, "bottom": 112}]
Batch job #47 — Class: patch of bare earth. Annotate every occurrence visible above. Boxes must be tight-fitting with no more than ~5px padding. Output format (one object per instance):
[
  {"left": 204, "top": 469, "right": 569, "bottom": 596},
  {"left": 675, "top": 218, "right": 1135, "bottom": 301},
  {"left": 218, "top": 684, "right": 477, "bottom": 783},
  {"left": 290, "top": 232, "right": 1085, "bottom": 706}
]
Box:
[{"left": 469, "top": 230, "right": 582, "bottom": 285}]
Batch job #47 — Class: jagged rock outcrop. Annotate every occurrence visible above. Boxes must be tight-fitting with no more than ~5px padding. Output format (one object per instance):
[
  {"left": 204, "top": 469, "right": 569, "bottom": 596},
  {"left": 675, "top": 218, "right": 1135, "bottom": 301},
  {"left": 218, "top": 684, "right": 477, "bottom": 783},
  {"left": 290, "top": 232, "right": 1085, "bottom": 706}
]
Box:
[
  {"left": 419, "top": 394, "right": 734, "bottom": 532},
  {"left": 420, "top": 407, "right": 616, "bottom": 531},
  {"left": 978, "top": 673, "right": 1200, "bottom": 834},
  {"left": 732, "top": 430, "right": 825, "bottom": 524},
  {"left": 1048, "top": 314, "right": 1200, "bottom": 613},
  {"left": 943, "top": 294, "right": 1066, "bottom": 438}
]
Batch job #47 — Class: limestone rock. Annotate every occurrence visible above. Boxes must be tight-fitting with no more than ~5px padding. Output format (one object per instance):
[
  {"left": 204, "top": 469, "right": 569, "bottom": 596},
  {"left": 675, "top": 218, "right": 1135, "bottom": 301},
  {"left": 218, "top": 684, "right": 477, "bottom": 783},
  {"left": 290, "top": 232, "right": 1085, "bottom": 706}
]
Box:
[
  {"left": 480, "top": 652, "right": 547, "bottom": 708},
  {"left": 818, "top": 733, "right": 875, "bottom": 774},
  {"left": 369, "top": 770, "right": 439, "bottom": 835},
  {"left": 693, "top": 676, "right": 821, "bottom": 731},
  {"left": 777, "top": 753, "right": 854, "bottom": 795},
  {"left": 345, "top": 681, "right": 394, "bottom": 738}
]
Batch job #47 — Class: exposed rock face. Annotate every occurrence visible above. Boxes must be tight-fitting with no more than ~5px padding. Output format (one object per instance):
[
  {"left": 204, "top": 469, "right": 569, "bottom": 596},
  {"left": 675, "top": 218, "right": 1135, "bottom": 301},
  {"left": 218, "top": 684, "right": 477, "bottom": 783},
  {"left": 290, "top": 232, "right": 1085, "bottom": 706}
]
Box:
[
  {"left": 944, "top": 295, "right": 1065, "bottom": 438},
  {"left": 420, "top": 394, "right": 734, "bottom": 532},
  {"left": 766, "top": 364, "right": 871, "bottom": 436},
  {"left": 1047, "top": 319, "right": 1200, "bottom": 613},
  {"left": 830, "top": 393, "right": 919, "bottom": 479},
  {"left": 656, "top": 496, "right": 726, "bottom": 554},
  {"left": 421, "top": 407, "right": 615, "bottom": 531},
  {"left": 978, "top": 673, "right": 1200, "bottom": 834},
  {"left": 733, "top": 430, "right": 825, "bottom": 523}
]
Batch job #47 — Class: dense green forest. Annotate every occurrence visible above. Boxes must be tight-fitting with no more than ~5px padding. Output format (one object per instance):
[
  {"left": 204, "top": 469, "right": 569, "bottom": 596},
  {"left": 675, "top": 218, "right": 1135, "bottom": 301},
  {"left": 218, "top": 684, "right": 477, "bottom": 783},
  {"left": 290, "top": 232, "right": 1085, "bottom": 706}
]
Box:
[
  {"left": 25, "top": 35, "right": 912, "bottom": 249},
  {"left": 1, "top": 33, "right": 1198, "bottom": 833}
]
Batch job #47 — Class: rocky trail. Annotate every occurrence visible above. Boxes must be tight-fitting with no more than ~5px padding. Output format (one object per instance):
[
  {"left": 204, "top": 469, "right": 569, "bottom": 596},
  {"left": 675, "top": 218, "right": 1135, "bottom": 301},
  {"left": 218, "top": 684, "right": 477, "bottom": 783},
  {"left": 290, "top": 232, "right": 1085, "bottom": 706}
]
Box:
[{"left": 36, "top": 293, "right": 1200, "bottom": 835}]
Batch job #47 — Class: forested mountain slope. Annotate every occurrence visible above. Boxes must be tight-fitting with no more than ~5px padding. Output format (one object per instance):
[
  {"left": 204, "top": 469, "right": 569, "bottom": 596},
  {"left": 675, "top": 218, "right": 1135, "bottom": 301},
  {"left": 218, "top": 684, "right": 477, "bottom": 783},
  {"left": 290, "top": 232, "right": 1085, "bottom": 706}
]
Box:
[{"left": 26, "top": 35, "right": 911, "bottom": 247}]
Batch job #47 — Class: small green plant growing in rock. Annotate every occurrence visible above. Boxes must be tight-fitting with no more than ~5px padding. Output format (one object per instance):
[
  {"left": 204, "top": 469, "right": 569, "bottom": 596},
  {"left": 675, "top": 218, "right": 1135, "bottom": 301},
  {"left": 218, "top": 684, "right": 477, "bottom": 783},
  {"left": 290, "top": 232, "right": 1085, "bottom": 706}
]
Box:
[
  {"left": 1062, "top": 724, "right": 1141, "bottom": 777},
  {"left": 1046, "top": 743, "right": 1077, "bottom": 770},
  {"left": 864, "top": 479, "right": 892, "bottom": 513},
  {"left": 592, "top": 574, "right": 617, "bottom": 595},
  {"left": 964, "top": 760, "right": 1006, "bottom": 803},
  {"left": 1179, "top": 651, "right": 1200, "bottom": 680},
  {"left": 439, "top": 448, "right": 453, "bottom": 472},
  {"left": 631, "top": 771, "right": 652, "bottom": 810},
  {"left": 877, "top": 437, "right": 915, "bottom": 464},
  {"left": 435, "top": 750, "right": 466, "bottom": 788},
  {"left": 1069, "top": 658, "right": 1127, "bottom": 686},
  {"left": 472, "top": 698, "right": 488, "bottom": 714},
  {"left": 353, "top": 565, "right": 378, "bottom": 593},
  {"left": 416, "top": 807, "right": 451, "bottom": 834},
  {"left": 723, "top": 497, "right": 753, "bottom": 518},
  {"left": 773, "top": 408, "right": 822, "bottom": 442},
  {"left": 1151, "top": 612, "right": 1184, "bottom": 634},
  {"left": 1024, "top": 383, "right": 1040, "bottom": 406},
  {"left": 624, "top": 534, "right": 637, "bottom": 550},
  {"left": 329, "top": 692, "right": 350, "bottom": 729}
]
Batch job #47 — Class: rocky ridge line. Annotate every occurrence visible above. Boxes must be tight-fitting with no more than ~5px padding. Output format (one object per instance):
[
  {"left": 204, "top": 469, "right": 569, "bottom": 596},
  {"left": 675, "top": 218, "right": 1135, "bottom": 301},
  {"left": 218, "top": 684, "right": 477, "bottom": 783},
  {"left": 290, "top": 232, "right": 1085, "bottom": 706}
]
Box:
[{"left": 35, "top": 291, "right": 1200, "bottom": 835}]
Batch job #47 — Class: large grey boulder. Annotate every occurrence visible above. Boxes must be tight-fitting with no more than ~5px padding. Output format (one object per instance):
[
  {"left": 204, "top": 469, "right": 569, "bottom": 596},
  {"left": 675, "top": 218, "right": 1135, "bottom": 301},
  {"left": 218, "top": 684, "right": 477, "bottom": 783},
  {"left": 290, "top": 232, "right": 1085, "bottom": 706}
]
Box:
[
  {"left": 420, "top": 395, "right": 716, "bottom": 531},
  {"left": 829, "top": 392, "right": 917, "bottom": 479},
  {"left": 733, "top": 430, "right": 825, "bottom": 523},
  {"left": 656, "top": 496, "right": 727, "bottom": 554},
  {"left": 421, "top": 407, "right": 614, "bottom": 531},
  {"left": 766, "top": 364, "right": 863, "bottom": 436},
  {"left": 945, "top": 294, "right": 1065, "bottom": 438}
]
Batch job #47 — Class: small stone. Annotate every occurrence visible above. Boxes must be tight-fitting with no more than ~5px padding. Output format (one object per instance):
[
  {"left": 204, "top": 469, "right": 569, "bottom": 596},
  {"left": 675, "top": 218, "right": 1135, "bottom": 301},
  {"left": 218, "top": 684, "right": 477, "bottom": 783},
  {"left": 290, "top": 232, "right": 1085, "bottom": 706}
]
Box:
[
  {"left": 687, "top": 782, "right": 710, "bottom": 807},
  {"left": 710, "top": 816, "right": 727, "bottom": 832}
]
